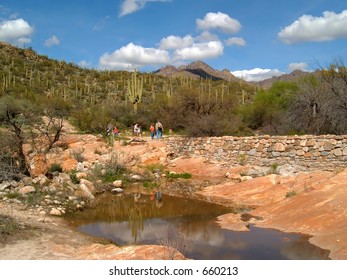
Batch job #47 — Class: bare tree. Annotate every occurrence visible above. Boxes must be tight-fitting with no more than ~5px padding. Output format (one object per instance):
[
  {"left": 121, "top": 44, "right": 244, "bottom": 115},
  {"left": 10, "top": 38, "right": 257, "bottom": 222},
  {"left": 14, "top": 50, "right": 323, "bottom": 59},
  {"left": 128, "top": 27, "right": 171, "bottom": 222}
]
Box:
[
  {"left": 286, "top": 60, "right": 347, "bottom": 134},
  {"left": 0, "top": 96, "right": 68, "bottom": 179},
  {"left": 0, "top": 131, "right": 20, "bottom": 181}
]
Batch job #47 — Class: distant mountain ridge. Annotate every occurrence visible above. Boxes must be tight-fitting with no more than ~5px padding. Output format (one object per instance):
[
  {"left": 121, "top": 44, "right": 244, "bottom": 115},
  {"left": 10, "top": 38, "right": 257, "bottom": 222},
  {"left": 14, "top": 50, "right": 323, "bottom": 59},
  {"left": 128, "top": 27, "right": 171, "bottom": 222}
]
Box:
[
  {"left": 154, "top": 61, "right": 241, "bottom": 82},
  {"left": 154, "top": 61, "right": 317, "bottom": 88},
  {"left": 254, "top": 69, "right": 317, "bottom": 89}
]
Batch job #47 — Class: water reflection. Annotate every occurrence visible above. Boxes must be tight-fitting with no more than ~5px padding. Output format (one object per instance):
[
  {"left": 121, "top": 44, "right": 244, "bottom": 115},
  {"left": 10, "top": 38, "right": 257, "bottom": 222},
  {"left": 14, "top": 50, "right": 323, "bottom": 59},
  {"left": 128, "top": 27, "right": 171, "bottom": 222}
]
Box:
[{"left": 70, "top": 193, "right": 330, "bottom": 260}]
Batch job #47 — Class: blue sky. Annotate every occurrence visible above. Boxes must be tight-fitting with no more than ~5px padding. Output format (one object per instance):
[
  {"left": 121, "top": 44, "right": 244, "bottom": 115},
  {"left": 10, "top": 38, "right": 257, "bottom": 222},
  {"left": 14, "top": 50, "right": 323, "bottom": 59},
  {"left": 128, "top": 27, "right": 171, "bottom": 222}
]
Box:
[{"left": 1, "top": 0, "right": 347, "bottom": 81}]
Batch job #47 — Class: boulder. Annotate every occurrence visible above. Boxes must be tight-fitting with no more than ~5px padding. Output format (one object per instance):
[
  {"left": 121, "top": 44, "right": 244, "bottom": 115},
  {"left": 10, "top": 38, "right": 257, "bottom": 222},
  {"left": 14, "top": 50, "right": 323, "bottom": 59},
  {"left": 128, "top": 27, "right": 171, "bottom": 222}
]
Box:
[
  {"left": 112, "top": 180, "right": 122, "bottom": 187},
  {"left": 19, "top": 186, "right": 36, "bottom": 195},
  {"left": 30, "top": 154, "right": 48, "bottom": 177},
  {"left": 111, "top": 188, "right": 124, "bottom": 193},
  {"left": 76, "top": 184, "right": 95, "bottom": 200},
  {"left": 240, "top": 176, "right": 253, "bottom": 182},
  {"left": 76, "top": 172, "right": 87, "bottom": 179},
  {"left": 0, "top": 181, "right": 14, "bottom": 191},
  {"left": 131, "top": 174, "right": 142, "bottom": 181},
  {"left": 50, "top": 208, "right": 62, "bottom": 216},
  {"left": 61, "top": 158, "right": 78, "bottom": 172},
  {"left": 80, "top": 178, "right": 96, "bottom": 194}
]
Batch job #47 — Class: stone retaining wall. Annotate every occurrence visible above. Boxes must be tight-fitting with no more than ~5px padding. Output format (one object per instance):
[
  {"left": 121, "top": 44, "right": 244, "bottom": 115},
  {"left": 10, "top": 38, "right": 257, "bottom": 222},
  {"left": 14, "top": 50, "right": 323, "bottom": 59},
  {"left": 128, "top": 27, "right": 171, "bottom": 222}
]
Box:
[{"left": 165, "top": 135, "right": 347, "bottom": 171}]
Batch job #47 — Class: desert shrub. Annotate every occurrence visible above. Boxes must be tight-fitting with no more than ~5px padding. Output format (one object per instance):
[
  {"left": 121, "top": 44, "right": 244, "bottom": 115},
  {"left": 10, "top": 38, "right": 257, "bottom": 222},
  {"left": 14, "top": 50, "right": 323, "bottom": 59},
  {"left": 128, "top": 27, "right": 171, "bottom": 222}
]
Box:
[
  {"left": 145, "top": 163, "right": 166, "bottom": 174},
  {"left": 70, "top": 169, "right": 80, "bottom": 184},
  {"left": 166, "top": 172, "right": 192, "bottom": 179},
  {"left": 48, "top": 163, "right": 63, "bottom": 173},
  {"left": 0, "top": 215, "right": 20, "bottom": 242},
  {"left": 143, "top": 181, "right": 159, "bottom": 188},
  {"left": 101, "top": 153, "right": 127, "bottom": 183},
  {"left": 70, "top": 148, "right": 85, "bottom": 163},
  {"left": 268, "top": 163, "right": 279, "bottom": 174},
  {"left": 241, "top": 81, "right": 298, "bottom": 133},
  {"left": 285, "top": 191, "right": 297, "bottom": 198}
]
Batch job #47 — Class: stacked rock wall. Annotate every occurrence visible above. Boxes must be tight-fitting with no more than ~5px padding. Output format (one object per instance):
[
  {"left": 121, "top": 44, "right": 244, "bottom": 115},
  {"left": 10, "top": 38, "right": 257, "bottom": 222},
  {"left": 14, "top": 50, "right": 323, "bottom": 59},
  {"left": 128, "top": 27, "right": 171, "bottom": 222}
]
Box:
[{"left": 165, "top": 135, "right": 347, "bottom": 171}]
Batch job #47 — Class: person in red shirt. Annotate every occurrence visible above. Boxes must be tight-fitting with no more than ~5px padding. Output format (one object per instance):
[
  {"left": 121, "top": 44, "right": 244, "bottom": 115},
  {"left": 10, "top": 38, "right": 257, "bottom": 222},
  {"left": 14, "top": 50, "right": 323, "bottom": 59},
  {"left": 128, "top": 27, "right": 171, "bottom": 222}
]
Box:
[{"left": 149, "top": 124, "right": 155, "bottom": 140}]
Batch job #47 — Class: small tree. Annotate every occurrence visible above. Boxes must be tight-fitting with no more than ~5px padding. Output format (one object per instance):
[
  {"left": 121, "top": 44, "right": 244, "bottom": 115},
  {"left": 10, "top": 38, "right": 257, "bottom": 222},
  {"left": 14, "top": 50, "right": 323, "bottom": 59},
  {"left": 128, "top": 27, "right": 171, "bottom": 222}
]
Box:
[
  {"left": 0, "top": 96, "right": 68, "bottom": 178},
  {"left": 0, "top": 96, "right": 32, "bottom": 175}
]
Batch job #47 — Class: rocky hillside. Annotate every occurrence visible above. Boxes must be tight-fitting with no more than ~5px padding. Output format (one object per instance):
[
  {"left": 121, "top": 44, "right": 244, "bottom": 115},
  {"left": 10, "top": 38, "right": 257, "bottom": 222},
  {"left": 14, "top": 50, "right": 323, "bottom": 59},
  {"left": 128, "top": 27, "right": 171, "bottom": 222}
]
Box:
[
  {"left": 154, "top": 60, "right": 241, "bottom": 82},
  {"left": 255, "top": 69, "right": 317, "bottom": 89}
]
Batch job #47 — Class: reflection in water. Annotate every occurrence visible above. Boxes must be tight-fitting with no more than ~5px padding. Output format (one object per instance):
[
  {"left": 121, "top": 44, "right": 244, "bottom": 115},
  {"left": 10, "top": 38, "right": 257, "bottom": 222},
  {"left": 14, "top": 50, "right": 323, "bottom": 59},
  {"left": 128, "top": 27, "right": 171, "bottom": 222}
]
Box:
[
  {"left": 128, "top": 204, "right": 144, "bottom": 243},
  {"left": 69, "top": 193, "right": 330, "bottom": 260}
]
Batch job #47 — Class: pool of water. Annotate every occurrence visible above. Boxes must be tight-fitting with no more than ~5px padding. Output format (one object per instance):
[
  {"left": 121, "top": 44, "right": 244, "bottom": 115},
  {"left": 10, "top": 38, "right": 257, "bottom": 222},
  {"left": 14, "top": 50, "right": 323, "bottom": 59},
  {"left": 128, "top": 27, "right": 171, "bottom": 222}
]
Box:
[{"left": 68, "top": 192, "right": 330, "bottom": 260}]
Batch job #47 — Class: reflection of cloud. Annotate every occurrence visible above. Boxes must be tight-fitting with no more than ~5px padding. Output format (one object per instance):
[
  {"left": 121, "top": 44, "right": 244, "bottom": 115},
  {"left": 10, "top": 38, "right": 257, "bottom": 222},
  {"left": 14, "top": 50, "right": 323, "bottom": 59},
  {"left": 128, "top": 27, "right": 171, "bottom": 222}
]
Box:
[{"left": 280, "top": 239, "right": 330, "bottom": 260}]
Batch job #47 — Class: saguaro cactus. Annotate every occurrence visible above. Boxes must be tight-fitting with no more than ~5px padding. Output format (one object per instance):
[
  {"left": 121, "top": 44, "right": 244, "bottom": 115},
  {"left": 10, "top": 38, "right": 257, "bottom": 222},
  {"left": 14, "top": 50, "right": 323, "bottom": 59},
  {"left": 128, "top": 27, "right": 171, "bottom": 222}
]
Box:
[{"left": 127, "top": 69, "right": 143, "bottom": 113}]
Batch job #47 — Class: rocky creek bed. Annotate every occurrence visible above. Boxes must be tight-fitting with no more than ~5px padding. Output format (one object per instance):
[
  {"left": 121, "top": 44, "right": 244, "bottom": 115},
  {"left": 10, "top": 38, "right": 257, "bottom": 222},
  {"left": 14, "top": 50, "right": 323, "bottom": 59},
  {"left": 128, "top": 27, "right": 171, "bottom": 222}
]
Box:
[{"left": 1, "top": 131, "right": 347, "bottom": 259}]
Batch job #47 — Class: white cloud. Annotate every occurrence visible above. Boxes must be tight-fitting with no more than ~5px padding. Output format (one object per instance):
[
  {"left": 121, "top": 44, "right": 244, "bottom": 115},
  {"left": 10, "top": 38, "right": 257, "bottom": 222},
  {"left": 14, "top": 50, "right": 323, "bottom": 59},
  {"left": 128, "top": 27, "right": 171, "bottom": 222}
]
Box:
[
  {"left": 196, "top": 12, "right": 241, "bottom": 34},
  {"left": 225, "top": 37, "right": 246, "bottom": 46},
  {"left": 174, "top": 41, "right": 224, "bottom": 61},
  {"left": 288, "top": 62, "right": 308, "bottom": 72},
  {"left": 99, "top": 42, "right": 170, "bottom": 69},
  {"left": 196, "top": 31, "right": 219, "bottom": 42},
  {"left": 0, "top": 18, "right": 33, "bottom": 45},
  {"left": 278, "top": 10, "right": 347, "bottom": 44},
  {"left": 159, "top": 35, "right": 194, "bottom": 50},
  {"left": 93, "top": 16, "right": 111, "bottom": 31},
  {"left": 119, "top": 0, "right": 171, "bottom": 17},
  {"left": 44, "top": 35, "right": 60, "bottom": 47},
  {"left": 78, "top": 60, "right": 92, "bottom": 68},
  {"left": 231, "top": 68, "right": 284, "bottom": 82}
]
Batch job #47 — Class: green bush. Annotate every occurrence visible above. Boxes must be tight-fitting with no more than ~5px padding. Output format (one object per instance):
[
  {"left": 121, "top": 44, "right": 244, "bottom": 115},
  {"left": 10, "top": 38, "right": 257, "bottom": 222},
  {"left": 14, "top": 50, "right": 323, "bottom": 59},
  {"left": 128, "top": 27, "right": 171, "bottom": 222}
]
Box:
[
  {"left": 143, "top": 181, "right": 159, "bottom": 188},
  {"left": 285, "top": 190, "right": 297, "bottom": 198},
  {"left": 0, "top": 215, "right": 20, "bottom": 241},
  {"left": 166, "top": 172, "right": 192, "bottom": 179},
  {"left": 70, "top": 169, "right": 80, "bottom": 184},
  {"left": 48, "top": 163, "right": 63, "bottom": 173}
]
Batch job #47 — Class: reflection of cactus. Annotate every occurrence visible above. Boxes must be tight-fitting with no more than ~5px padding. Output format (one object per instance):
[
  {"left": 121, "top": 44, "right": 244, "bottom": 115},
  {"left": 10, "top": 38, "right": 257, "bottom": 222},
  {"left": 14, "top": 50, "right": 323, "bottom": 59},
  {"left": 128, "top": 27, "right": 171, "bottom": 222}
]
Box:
[
  {"left": 128, "top": 205, "right": 144, "bottom": 243},
  {"left": 127, "top": 69, "right": 143, "bottom": 113}
]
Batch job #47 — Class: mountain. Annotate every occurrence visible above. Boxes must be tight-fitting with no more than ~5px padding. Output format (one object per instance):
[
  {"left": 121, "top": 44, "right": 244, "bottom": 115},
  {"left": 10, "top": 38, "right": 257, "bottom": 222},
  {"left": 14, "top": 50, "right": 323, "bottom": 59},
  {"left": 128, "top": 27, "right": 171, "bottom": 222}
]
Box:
[
  {"left": 254, "top": 70, "right": 317, "bottom": 89},
  {"left": 154, "top": 61, "right": 241, "bottom": 82}
]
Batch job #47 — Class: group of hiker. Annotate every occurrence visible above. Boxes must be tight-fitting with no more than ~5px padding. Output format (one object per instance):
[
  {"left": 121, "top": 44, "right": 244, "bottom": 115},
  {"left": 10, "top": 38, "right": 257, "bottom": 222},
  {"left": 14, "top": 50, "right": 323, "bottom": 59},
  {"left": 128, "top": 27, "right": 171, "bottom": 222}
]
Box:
[
  {"left": 134, "top": 120, "right": 163, "bottom": 140},
  {"left": 106, "top": 120, "right": 164, "bottom": 140}
]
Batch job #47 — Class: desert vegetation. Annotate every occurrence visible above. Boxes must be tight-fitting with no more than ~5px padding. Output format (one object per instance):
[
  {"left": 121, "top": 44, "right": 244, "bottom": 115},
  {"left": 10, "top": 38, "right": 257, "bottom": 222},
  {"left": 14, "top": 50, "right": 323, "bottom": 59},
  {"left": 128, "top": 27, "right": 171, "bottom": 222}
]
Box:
[{"left": 1, "top": 42, "right": 347, "bottom": 180}]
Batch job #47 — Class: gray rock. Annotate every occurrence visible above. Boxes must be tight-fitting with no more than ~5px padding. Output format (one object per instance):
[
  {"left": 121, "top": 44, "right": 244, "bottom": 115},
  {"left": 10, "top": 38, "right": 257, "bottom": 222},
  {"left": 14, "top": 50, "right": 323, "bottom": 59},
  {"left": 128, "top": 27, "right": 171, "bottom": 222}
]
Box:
[
  {"left": 0, "top": 181, "right": 12, "bottom": 191},
  {"left": 111, "top": 188, "right": 124, "bottom": 193},
  {"left": 131, "top": 174, "right": 142, "bottom": 180},
  {"left": 277, "top": 164, "right": 298, "bottom": 176}
]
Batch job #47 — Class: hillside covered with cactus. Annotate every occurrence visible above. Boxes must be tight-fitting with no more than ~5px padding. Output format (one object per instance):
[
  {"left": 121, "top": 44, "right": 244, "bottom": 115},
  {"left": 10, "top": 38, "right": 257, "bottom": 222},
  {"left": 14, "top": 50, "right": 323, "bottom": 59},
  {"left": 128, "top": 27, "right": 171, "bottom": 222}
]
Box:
[
  {"left": 2, "top": 41, "right": 347, "bottom": 138},
  {"left": 0, "top": 41, "right": 256, "bottom": 135}
]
